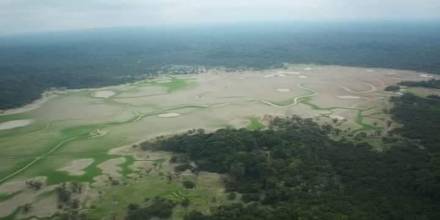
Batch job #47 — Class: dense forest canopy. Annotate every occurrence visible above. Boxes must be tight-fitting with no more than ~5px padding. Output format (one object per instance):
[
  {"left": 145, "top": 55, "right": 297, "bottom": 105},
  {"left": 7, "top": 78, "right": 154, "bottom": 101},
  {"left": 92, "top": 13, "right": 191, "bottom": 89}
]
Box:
[
  {"left": 1, "top": 22, "right": 440, "bottom": 109},
  {"left": 399, "top": 79, "right": 440, "bottom": 89},
  {"left": 132, "top": 90, "right": 440, "bottom": 220}
]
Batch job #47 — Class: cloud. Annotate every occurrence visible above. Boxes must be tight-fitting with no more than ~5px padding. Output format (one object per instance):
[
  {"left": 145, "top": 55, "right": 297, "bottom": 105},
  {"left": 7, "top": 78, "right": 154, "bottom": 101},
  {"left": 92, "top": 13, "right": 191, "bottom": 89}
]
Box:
[{"left": 0, "top": 0, "right": 439, "bottom": 35}]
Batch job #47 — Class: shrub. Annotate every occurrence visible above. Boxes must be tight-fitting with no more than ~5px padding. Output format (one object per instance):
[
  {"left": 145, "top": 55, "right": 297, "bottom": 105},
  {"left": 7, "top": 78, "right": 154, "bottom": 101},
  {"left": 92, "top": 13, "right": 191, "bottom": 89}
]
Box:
[{"left": 182, "top": 180, "right": 196, "bottom": 189}]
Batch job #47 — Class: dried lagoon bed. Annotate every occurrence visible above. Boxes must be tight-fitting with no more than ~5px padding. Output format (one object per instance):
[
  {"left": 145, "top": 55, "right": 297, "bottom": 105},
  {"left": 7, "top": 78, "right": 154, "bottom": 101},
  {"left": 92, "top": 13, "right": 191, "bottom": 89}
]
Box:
[{"left": 0, "top": 64, "right": 438, "bottom": 219}]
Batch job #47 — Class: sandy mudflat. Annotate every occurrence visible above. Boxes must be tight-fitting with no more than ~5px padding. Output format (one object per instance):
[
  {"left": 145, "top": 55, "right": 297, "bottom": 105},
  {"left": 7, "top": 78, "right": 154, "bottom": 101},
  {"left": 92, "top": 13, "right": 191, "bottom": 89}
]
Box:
[
  {"left": 337, "top": 96, "right": 361, "bottom": 99},
  {"left": 330, "top": 115, "right": 346, "bottom": 121},
  {"left": 264, "top": 73, "right": 286, "bottom": 78},
  {"left": 276, "top": 88, "right": 291, "bottom": 93},
  {"left": 158, "top": 113, "right": 181, "bottom": 118},
  {"left": 0, "top": 177, "right": 49, "bottom": 218},
  {"left": 341, "top": 83, "right": 376, "bottom": 94},
  {"left": 58, "top": 159, "right": 95, "bottom": 176},
  {"left": 154, "top": 79, "right": 173, "bottom": 83},
  {"left": 90, "top": 129, "right": 108, "bottom": 138},
  {"left": 97, "top": 157, "right": 126, "bottom": 178},
  {"left": 93, "top": 90, "right": 115, "bottom": 98},
  {"left": 298, "top": 75, "right": 308, "bottom": 79},
  {"left": 284, "top": 71, "right": 301, "bottom": 75},
  {"left": 0, "top": 181, "right": 26, "bottom": 195},
  {"left": 0, "top": 119, "right": 33, "bottom": 130},
  {"left": 17, "top": 193, "right": 58, "bottom": 219},
  {"left": 420, "top": 74, "right": 433, "bottom": 78}
]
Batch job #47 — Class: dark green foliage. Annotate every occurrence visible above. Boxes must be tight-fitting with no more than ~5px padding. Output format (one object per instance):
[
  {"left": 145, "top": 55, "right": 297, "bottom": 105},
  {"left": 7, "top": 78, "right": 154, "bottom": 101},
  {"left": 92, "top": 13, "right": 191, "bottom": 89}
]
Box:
[
  {"left": 149, "top": 113, "right": 440, "bottom": 219},
  {"left": 399, "top": 79, "right": 440, "bottom": 89},
  {"left": 2, "top": 22, "right": 440, "bottom": 109},
  {"left": 56, "top": 184, "right": 71, "bottom": 204},
  {"left": 385, "top": 85, "right": 400, "bottom": 91},
  {"left": 126, "top": 197, "right": 176, "bottom": 220},
  {"left": 428, "top": 95, "right": 440, "bottom": 100},
  {"left": 181, "top": 198, "right": 191, "bottom": 207},
  {"left": 184, "top": 211, "right": 208, "bottom": 220},
  {"left": 25, "top": 180, "right": 43, "bottom": 190},
  {"left": 53, "top": 211, "right": 87, "bottom": 220},
  {"left": 182, "top": 180, "right": 196, "bottom": 189},
  {"left": 175, "top": 163, "right": 192, "bottom": 172},
  {"left": 241, "top": 193, "right": 260, "bottom": 203},
  {"left": 22, "top": 204, "right": 31, "bottom": 213},
  {"left": 227, "top": 192, "right": 237, "bottom": 200},
  {"left": 390, "top": 93, "right": 440, "bottom": 152}
]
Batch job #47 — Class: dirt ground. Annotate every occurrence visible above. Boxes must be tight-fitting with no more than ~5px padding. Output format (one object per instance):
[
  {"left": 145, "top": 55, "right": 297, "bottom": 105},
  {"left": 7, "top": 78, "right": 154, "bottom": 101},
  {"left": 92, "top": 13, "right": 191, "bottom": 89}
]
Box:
[
  {"left": 57, "top": 159, "right": 95, "bottom": 176},
  {"left": 0, "top": 120, "right": 33, "bottom": 130}
]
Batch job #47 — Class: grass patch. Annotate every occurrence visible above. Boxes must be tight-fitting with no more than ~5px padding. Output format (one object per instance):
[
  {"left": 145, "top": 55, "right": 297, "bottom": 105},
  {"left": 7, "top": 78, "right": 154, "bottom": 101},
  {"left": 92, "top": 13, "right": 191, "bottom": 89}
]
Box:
[
  {"left": 88, "top": 152, "right": 227, "bottom": 220},
  {"left": 0, "top": 108, "right": 173, "bottom": 184},
  {"left": 246, "top": 117, "right": 265, "bottom": 130},
  {"left": 40, "top": 153, "right": 137, "bottom": 185},
  {"left": 299, "top": 97, "right": 383, "bottom": 135},
  {"left": 88, "top": 175, "right": 184, "bottom": 219},
  {"left": 151, "top": 78, "right": 196, "bottom": 93},
  {"left": 352, "top": 109, "right": 383, "bottom": 134},
  {"left": 0, "top": 191, "right": 21, "bottom": 202},
  {"left": 301, "top": 97, "right": 334, "bottom": 111},
  {"left": 88, "top": 174, "right": 227, "bottom": 220},
  {"left": 41, "top": 154, "right": 108, "bottom": 185},
  {"left": 120, "top": 156, "right": 135, "bottom": 177},
  {"left": 301, "top": 97, "right": 360, "bottom": 111},
  {"left": 0, "top": 113, "right": 30, "bottom": 123}
]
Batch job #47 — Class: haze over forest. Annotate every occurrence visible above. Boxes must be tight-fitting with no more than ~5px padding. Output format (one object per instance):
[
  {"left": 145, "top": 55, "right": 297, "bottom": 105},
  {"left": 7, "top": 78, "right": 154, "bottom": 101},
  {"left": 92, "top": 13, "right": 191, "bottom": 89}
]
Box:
[{"left": 1, "top": 0, "right": 440, "bottom": 35}]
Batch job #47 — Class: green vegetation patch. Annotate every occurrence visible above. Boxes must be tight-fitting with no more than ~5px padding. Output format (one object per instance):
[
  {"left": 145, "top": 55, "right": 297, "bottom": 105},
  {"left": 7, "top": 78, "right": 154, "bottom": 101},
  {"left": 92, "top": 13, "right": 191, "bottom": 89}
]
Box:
[
  {"left": 300, "top": 97, "right": 359, "bottom": 111},
  {"left": 88, "top": 173, "right": 226, "bottom": 220},
  {"left": 151, "top": 78, "right": 196, "bottom": 93},
  {"left": 352, "top": 109, "right": 383, "bottom": 134},
  {"left": 246, "top": 117, "right": 265, "bottom": 130},
  {"left": 0, "top": 191, "right": 21, "bottom": 202}
]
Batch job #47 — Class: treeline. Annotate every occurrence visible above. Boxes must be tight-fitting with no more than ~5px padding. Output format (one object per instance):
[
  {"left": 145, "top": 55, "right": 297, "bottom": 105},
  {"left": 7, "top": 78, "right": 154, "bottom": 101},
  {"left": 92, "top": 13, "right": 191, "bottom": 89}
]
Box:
[
  {"left": 0, "top": 68, "right": 143, "bottom": 109},
  {"left": 2, "top": 23, "right": 440, "bottom": 109},
  {"left": 137, "top": 111, "right": 440, "bottom": 219},
  {"left": 390, "top": 93, "right": 440, "bottom": 152},
  {"left": 399, "top": 79, "right": 440, "bottom": 89}
]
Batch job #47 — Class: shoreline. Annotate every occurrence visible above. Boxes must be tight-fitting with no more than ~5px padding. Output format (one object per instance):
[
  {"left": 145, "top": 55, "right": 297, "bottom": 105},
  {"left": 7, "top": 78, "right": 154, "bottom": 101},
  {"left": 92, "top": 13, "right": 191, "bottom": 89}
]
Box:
[{"left": 0, "top": 91, "right": 58, "bottom": 116}]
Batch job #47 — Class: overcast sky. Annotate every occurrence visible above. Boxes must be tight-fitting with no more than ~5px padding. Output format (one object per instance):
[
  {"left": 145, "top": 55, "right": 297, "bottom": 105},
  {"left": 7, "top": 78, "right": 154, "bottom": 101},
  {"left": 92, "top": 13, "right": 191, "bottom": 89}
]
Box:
[{"left": 1, "top": 0, "right": 440, "bottom": 35}]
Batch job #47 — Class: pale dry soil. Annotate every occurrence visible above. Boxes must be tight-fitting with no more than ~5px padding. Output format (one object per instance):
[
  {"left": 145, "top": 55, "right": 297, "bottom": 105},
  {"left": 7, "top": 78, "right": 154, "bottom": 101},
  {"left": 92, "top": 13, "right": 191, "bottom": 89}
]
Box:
[
  {"left": 93, "top": 90, "right": 115, "bottom": 98},
  {"left": 57, "top": 159, "right": 95, "bottom": 176},
  {"left": 97, "top": 157, "right": 126, "bottom": 178},
  {"left": 0, "top": 120, "right": 33, "bottom": 130}
]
